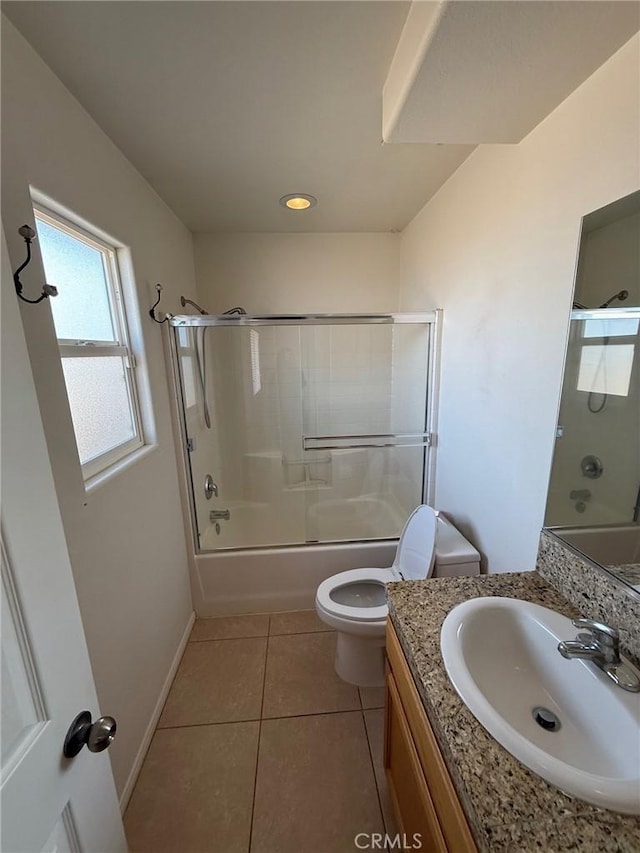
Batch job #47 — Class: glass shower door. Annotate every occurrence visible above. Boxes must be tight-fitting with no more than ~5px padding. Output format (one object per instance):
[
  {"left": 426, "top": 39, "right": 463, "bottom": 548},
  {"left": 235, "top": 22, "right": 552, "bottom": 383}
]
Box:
[
  {"left": 298, "top": 323, "right": 430, "bottom": 542},
  {"left": 173, "top": 316, "right": 433, "bottom": 551}
]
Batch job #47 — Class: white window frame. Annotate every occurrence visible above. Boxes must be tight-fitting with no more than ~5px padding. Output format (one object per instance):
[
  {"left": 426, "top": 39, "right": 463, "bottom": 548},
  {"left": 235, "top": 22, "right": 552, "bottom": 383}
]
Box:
[{"left": 33, "top": 203, "right": 145, "bottom": 480}]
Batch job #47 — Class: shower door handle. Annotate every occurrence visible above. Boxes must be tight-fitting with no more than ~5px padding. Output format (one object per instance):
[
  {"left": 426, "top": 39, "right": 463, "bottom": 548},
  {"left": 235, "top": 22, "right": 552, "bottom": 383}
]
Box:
[{"left": 303, "top": 432, "right": 432, "bottom": 451}]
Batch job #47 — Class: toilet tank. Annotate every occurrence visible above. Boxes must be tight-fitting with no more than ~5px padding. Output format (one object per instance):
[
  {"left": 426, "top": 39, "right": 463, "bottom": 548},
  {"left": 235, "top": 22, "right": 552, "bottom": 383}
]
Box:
[{"left": 433, "top": 514, "right": 481, "bottom": 577}]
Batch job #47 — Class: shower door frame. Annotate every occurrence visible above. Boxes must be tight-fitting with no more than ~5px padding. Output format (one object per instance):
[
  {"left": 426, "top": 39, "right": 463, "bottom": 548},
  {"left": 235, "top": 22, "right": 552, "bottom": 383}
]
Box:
[{"left": 168, "top": 311, "right": 442, "bottom": 554}]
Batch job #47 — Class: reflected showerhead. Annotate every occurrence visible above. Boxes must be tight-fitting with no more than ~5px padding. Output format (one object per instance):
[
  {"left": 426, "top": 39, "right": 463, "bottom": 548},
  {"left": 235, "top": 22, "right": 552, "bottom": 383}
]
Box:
[
  {"left": 599, "top": 289, "right": 629, "bottom": 308},
  {"left": 574, "top": 290, "right": 630, "bottom": 310},
  {"left": 180, "top": 296, "right": 208, "bottom": 315}
]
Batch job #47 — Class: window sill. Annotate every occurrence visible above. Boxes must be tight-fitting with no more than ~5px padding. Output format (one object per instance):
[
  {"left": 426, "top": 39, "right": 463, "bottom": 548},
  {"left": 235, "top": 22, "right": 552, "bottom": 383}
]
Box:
[{"left": 83, "top": 443, "right": 158, "bottom": 498}]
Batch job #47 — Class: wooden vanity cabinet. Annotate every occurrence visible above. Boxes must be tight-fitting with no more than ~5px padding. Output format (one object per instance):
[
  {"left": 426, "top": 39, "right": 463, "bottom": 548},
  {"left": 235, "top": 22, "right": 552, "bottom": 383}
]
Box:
[{"left": 384, "top": 622, "right": 477, "bottom": 853}]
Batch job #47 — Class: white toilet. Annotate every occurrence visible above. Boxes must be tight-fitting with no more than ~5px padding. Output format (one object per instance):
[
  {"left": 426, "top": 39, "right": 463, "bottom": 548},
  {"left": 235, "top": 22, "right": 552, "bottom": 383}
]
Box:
[{"left": 315, "top": 506, "right": 481, "bottom": 687}]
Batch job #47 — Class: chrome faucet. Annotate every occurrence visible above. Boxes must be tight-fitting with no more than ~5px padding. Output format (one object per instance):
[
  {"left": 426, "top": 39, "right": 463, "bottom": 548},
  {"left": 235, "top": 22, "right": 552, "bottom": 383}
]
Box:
[
  {"left": 210, "top": 508, "right": 230, "bottom": 522},
  {"left": 558, "top": 618, "right": 640, "bottom": 692}
]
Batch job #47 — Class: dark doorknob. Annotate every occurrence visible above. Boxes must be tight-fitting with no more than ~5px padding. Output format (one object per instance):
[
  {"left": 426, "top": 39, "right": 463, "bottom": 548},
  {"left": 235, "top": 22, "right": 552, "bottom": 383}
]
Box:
[{"left": 63, "top": 710, "right": 117, "bottom": 758}]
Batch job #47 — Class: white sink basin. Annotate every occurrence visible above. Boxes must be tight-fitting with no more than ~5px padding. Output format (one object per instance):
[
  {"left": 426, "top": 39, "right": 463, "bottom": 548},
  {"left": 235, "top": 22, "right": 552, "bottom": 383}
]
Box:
[{"left": 440, "top": 596, "right": 640, "bottom": 814}]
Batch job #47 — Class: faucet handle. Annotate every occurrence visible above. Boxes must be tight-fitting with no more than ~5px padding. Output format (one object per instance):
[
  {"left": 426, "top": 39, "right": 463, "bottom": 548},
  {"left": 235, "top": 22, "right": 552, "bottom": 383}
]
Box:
[{"left": 572, "top": 618, "right": 619, "bottom": 648}]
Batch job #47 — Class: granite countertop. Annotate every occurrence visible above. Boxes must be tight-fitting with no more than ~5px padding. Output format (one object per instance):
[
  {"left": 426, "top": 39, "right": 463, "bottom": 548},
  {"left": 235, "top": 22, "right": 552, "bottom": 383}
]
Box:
[{"left": 387, "top": 572, "right": 640, "bottom": 852}]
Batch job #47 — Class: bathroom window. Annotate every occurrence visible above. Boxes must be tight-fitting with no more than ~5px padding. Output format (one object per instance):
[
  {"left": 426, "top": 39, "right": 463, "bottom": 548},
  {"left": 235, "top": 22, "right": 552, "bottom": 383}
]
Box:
[{"left": 33, "top": 204, "right": 144, "bottom": 480}]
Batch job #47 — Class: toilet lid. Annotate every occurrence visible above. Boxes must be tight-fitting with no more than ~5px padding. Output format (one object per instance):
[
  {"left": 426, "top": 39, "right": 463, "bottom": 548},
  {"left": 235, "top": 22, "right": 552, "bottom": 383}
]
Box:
[
  {"left": 393, "top": 504, "right": 437, "bottom": 580},
  {"left": 316, "top": 568, "right": 395, "bottom": 622}
]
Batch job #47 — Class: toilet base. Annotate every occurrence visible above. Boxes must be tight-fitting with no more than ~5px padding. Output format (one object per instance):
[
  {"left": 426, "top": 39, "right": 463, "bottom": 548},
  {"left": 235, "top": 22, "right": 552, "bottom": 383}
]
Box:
[{"left": 334, "top": 630, "right": 386, "bottom": 688}]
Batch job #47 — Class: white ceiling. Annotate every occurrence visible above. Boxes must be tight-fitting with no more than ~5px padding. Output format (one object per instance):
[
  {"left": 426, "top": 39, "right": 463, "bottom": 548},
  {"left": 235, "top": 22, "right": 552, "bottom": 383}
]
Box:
[
  {"left": 5, "top": 1, "right": 473, "bottom": 233},
  {"left": 3, "top": 1, "right": 638, "bottom": 233}
]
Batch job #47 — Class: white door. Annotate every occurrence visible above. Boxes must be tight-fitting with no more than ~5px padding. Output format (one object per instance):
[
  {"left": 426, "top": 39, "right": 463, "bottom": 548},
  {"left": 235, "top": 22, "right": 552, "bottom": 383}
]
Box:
[{"left": 1, "top": 228, "right": 127, "bottom": 853}]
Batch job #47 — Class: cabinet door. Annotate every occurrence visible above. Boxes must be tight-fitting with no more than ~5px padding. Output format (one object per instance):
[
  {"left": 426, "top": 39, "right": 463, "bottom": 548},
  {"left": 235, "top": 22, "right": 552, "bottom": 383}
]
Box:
[
  {"left": 385, "top": 623, "right": 477, "bottom": 853},
  {"left": 384, "top": 671, "right": 448, "bottom": 852}
]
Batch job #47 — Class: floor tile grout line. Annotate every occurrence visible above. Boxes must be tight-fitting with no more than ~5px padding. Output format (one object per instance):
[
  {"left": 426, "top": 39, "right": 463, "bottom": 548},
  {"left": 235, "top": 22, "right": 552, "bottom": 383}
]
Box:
[
  {"left": 156, "top": 718, "right": 261, "bottom": 731},
  {"left": 248, "top": 621, "right": 270, "bottom": 853},
  {"left": 195, "top": 610, "right": 318, "bottom": 622},
  {"left": 248, "top": 722, "right": 262, "bottom": 853},
  {"left": 155, "top": 705, "right": 384, "bottom": 732},
  {"left": 260, "top": 618, "right": 271, "bottom": 720},
  {"left": 268, "top": 629, "right": 335, "bottom": 638},
  {"left": 189, "top": 628, "right": 334, "bottom": 644},
  {"left": 361, "top": 708, "right": 387, "bottom": 836},
  {"left": 189, "top": 634, "right": 269, "bottom": 643}
]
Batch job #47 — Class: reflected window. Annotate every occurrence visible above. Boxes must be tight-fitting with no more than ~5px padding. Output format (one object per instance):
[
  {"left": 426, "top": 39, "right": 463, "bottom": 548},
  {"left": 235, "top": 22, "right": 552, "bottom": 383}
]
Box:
[
  {"left": 583, "top": 318, "right": 639, "bottom": 338},
  {"left": 577, "top": 344, "right": 635, "bottom": 396}
]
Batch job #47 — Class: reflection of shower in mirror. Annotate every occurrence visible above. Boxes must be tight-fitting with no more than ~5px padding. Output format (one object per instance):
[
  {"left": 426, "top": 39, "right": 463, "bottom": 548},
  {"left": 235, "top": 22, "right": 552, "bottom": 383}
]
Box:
[
  {"left": 573, "top": 289, "right": 629, "bottom": 310},
  {"left": 545, "top": 189, "right": 640, "bottom": 598}
]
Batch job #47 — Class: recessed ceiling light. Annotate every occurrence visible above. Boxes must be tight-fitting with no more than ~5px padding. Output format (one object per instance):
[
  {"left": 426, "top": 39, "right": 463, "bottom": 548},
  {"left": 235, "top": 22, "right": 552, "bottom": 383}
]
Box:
[{"left": 279, "top": 193, "right": 317, "bottom": 211}]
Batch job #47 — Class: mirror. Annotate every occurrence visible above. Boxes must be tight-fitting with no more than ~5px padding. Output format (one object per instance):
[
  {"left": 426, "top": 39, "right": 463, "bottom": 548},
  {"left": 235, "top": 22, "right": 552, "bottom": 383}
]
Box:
[{"left": 545, "top": 190, "right": 640, "bottom": 594}]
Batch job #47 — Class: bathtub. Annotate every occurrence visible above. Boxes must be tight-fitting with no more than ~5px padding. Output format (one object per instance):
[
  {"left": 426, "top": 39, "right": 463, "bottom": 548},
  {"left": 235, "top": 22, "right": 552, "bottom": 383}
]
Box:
[
  {"left": 193, "top": 494, "right": 407, "bottom": 616},
  {"left": 553, "top": 524, "right": 640, "bottom": 590},
  {"left": 192, "top": 539, "right": 399, "bottom": 617}
]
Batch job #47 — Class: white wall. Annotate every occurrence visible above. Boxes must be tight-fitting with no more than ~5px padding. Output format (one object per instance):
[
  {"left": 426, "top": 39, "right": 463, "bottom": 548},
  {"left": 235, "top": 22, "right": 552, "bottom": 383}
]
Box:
[
  {"left": 398, "top": 35, "right": 640, "bottom": 573},
  {"left": 194, "top": 232, "right": 400, "bottom": 313},
  {"left": 1, "top": 20, "right": 195, "bottom": 800}
]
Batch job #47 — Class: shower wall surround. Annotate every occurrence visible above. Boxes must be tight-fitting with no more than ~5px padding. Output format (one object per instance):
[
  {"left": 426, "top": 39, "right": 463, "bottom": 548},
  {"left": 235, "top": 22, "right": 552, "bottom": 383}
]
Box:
[
  {"left": 173, "top": 316, "right": 434, "bottom": 552},
  {"left": 536, "top": 530, "right": 640, "bottom": 663}
]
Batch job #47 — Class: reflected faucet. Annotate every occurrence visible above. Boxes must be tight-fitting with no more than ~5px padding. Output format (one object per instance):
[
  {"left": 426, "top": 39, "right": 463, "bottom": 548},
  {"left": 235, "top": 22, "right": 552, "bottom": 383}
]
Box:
[{"left": 558, "top": 618, "right": 640, "bottom": 692}]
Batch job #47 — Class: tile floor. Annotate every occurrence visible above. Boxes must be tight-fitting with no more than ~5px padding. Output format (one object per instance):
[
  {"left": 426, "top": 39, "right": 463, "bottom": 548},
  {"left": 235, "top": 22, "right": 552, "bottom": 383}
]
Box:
[{"left": 125, "top": 611, "right": 396, "bottom": 853}]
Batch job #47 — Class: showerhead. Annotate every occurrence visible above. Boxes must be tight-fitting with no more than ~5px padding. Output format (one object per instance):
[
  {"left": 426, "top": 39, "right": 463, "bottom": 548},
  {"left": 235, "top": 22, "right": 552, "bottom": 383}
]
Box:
[
  {"left": 599, "top": 289, "right": 629, "bottom": 308},
  {"left": 180, "top": 296, "right": 208, "bottom": 315}
]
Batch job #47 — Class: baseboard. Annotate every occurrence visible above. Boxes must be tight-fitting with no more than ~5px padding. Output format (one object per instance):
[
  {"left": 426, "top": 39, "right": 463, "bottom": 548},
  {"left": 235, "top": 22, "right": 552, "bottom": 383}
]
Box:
[{"left": 118, "top": 610, "right": 196, "bottom": 813}]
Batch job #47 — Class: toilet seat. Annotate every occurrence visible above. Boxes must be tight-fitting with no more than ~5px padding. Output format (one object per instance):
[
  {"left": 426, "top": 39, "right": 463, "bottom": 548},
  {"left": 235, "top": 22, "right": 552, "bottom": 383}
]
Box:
[
  {"left": 316, "top": 506, "right": 438, "bottom": 630},
  {"left": 314, "top": 506, "right": 474, "bottom": 687},
  {"left": 316, "top": 567, "right": 396, "bottom": 622}
]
